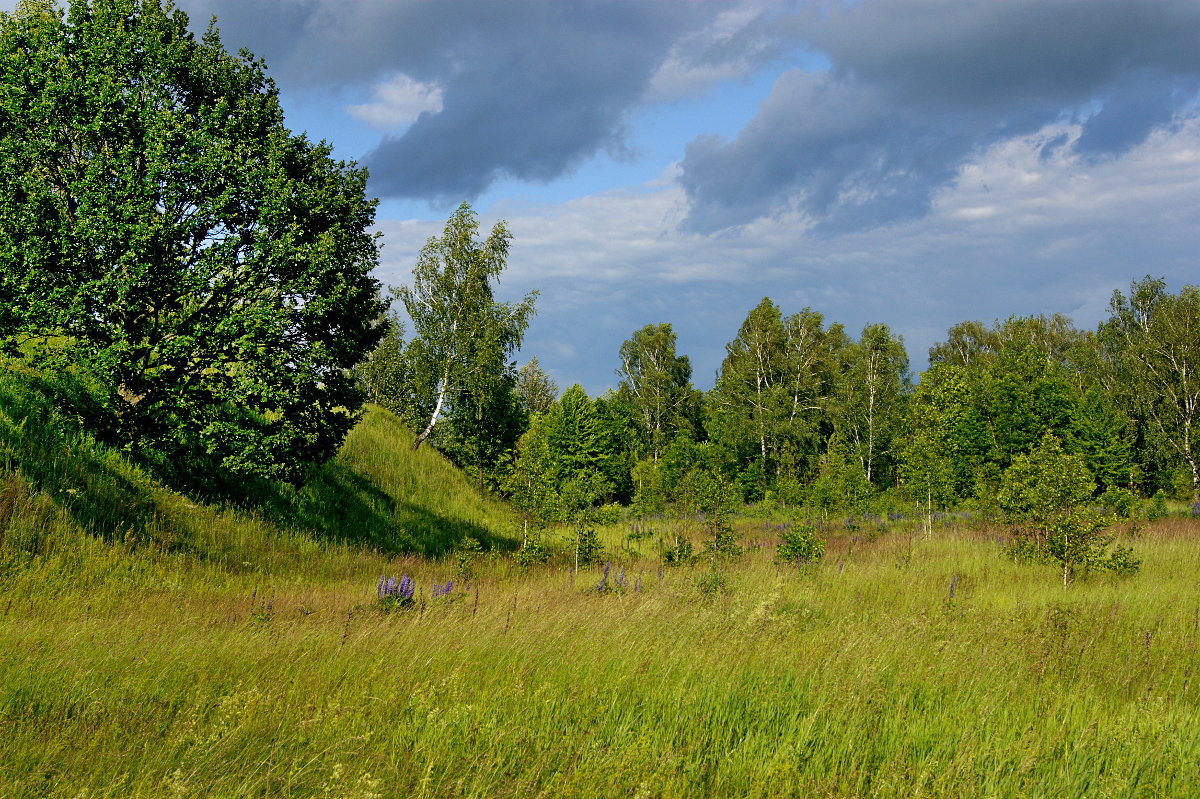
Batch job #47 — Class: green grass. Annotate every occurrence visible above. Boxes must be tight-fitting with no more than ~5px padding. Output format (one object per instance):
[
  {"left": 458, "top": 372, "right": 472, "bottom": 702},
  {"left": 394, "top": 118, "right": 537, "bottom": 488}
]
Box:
[{"left": 2, "top": 371, "right": 1200, "bottom": 797}]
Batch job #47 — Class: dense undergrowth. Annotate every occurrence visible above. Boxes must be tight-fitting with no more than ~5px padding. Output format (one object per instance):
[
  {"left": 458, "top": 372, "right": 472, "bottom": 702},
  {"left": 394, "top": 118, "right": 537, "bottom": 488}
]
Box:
[{"left": 2, "top": 370, "right": 1199, "bottom": 798}]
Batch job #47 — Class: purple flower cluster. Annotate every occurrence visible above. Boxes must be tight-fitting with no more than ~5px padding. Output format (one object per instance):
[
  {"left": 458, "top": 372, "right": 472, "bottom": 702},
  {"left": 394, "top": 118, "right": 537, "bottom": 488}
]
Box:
[
  {"left": 377, "top": 574, "right": 414, "bottom": 602},
  {"left": 597, "top": 561, "right": 611, "bottom": 593},
  {"left": 431, "top": 580, "right": 454, "bottom": 598}
]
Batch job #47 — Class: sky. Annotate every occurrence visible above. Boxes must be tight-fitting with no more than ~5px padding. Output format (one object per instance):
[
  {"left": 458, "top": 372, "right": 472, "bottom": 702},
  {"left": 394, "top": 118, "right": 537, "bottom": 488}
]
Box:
[{"left": 11, "top": 0, "right": 1200, "bottom": 395}]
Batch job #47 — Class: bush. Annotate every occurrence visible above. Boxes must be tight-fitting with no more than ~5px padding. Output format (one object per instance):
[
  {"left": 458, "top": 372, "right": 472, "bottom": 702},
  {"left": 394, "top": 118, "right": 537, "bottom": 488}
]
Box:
[
  {"left": 1099, "top": 486, "right": 1138, "bottom": 518},
  {"left": 775, "top": 525, "right": 825, "bottom": 567},
  {"left": 663, "top": 536, "right": 694, "bottom": 566}
]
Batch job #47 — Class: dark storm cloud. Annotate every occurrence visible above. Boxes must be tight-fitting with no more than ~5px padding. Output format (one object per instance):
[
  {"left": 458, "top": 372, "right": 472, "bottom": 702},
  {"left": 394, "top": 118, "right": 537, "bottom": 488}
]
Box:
[
  {"left": 178, "top": 0, "right": 758, "bottom": 203},
  {"left": 679, "top": 0, "right": 1200, "bottom": 232}
]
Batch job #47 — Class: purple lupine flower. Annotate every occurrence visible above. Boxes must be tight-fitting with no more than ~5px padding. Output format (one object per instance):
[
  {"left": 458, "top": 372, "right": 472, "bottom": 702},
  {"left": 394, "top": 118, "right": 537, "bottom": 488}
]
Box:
[
  {"left": 617, "top": 567, "right": 626, "bottom": 589},
  {"left": 432, "top": 580, "right": 454, "bottom": 598},
  {"left": 399, "top": 575, "right": 414, "bottom": 601}
]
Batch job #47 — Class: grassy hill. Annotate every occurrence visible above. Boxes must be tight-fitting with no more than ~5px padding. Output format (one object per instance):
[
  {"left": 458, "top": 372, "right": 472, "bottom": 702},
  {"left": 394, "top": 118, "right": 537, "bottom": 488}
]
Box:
[{"left": 0, "top": 363, "right": 520, "bottom": 588}]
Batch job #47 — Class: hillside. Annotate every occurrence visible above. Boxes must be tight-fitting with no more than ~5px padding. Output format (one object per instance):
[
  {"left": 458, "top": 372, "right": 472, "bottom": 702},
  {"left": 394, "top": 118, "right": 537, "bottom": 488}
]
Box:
[{"left": 0, "top": 365, "right": 519, "bottom": 580}]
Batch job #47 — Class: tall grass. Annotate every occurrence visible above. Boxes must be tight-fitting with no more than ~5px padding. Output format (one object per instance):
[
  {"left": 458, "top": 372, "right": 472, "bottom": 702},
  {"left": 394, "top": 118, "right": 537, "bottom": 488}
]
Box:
[{"left": 3, "top": 518, "right": 1199, "bottom": 797}]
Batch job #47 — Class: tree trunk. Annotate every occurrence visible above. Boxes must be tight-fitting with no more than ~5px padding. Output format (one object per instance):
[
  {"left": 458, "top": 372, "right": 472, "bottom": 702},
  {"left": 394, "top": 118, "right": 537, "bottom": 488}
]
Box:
[{"left": 413, "top": 376, "right": 448, "bottom": 450}]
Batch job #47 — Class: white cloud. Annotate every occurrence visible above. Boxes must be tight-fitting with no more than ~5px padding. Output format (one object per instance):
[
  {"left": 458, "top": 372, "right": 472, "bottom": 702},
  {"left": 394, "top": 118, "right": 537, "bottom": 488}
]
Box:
[{"left": 346, "top": 73, "right": 444, "bottom": 130}]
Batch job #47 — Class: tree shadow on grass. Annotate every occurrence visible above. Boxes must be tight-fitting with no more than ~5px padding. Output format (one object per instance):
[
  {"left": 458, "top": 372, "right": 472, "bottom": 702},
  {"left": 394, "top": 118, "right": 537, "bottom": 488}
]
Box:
[
  {"left": 0, "top": 387, "right": 161, "bottom": 549},
  {"left": 287, "top": 459, "right": 507, "bottom": 558}
]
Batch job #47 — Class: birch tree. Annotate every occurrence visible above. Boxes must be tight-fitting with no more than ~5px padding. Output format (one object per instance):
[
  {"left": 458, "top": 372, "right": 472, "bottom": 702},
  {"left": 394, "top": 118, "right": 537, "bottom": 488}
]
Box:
[
  {"left": 1103, "top": 277, "right": 1200, "bottom": 499},
  {"left": 396, "top": 203, "right": 536, "bottom": 450},
  {"left": 616, "top": 323, "right": 695, "bottom": 461}
]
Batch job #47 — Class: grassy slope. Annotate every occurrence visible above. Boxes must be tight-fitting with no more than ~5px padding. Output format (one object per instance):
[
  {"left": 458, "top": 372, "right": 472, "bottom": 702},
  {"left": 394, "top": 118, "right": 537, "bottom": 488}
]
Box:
[{"left": 3, "top": 377, "right": 1200, "bottom": 797}]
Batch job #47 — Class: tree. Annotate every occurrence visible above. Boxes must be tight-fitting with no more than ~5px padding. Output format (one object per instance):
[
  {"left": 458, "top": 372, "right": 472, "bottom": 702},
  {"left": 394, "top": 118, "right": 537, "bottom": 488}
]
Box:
[
  {"left": 708, "top": 298, "right": 788, "bottom": 492},
  {"left": 514, "top": 356, "right": 558, "bottom": 415},
  {"left": 396, "top": 202, "right": 537, "bottom": 451},
  {"left": 899, "top": 362, "right": 990, "bottom": 508},
  {"left": 998, "top": 435, "right": 1138, "bottom": 585},
  {"left": 354, "top": 308, "right": 410, "bottom": 417},
  {"left": 0, "top": 0, "right": 385, "bottom": 484},
  {"left": 707, "top": 299, "right": 842, "bottom": 494},
  {"left": 615, "top": 323, "right": 696, "bottom": 461},
  {"left": 831, "top": 323, "right": 909, "bottom": 488},
  {"left": 1103, "top": 277, "right": 1200, "bottom": 500}
]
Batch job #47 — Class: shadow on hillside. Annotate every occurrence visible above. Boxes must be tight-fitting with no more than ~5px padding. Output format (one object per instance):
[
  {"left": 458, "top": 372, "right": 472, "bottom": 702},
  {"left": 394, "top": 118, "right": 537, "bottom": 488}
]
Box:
[
  {"left": 0, "top": 371, "right": 511, "bottom": 559},
  {"left": 288, "top": 459, "right": 506, "bottom": 558},
  {"left": 0, "top": 393, "right": 161, "bottom": 548}
]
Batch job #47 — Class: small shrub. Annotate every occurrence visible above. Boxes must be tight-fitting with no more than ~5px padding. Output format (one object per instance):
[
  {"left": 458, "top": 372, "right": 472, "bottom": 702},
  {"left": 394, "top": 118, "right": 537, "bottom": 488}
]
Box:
[
  {"left": 1105, "top": 545, "right": 1141, "bottom": 577},
  {"left": 514, "top": 534, "right": 551, "bottom": 569},
  {"left": 573, "top": 527, "right": 602, "bottom": 566},
  {"left": 775, "top": 525, "right": 825, "bottom": 566},
  {"left": 696, "top": 568, "right": 727, "bottom": 597},
  {"left": 1100, "top": 486, "right": 1138, "bottom": 518},
  {"left": 662, "top": 536, "right": 694, "bottom": 566},
  {"left": 1146, "top": 490, "right": 1169, "bottom": 521},
  {"left": 593, "top": 503, "right": 622, "bottom": 526},
  {"left": 705, "top": 528, "right": 742, "bottom": 560},
  {"left": 453, "top": 536, "right": 484, "bottom": 581}
]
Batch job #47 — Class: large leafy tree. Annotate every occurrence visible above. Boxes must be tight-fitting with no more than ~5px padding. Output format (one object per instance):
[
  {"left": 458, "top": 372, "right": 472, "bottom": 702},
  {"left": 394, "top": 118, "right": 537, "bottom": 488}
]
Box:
[
  {"left": 707, "top": 299, "right": 842, "bottom": 492},
  {"left": 396, "top": 202, "right": 537, "bottom": 451},
  {"left": 0, "top": 0, "right": 385, "bottom": 483}
]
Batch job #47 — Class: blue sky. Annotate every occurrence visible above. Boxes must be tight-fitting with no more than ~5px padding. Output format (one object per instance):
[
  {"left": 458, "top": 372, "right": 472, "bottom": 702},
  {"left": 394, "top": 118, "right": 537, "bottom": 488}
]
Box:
[{"left": 11, "top": 0, "right": 1200, "bottom": 395}]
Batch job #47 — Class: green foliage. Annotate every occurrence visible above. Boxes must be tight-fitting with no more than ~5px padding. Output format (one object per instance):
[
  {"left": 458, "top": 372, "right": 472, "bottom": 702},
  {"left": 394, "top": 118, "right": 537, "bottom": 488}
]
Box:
[
  {"left": 1100, "top": 486, "right": 1138, "bottom": 518},
  {"left": 830, "top": 323, "right": 910, "bottom": 489},
  {"left": 572, "top": 527, "right": 603, "bottom": 567},
  {"left": 809, "top": 432, "right": 874, "bottom": 511},
  {"left": 775, "top": 524, "right": 825, "bottom": 567},
  {"left": 354, "top": 309, "right": 412, "bottom": 418},
  {"left": 1103, "top": 277, "right": 1200, "bottom": 500},
  {"left": 661, "top": 535, "right": 695, "bottom": 566},
  {"left": 616, "top": 323, "right": 698, "bottom": 461},
  {"left": 397, "top": 203, "right": 537, "bottom": 452},
  {"left": 513, "top": 532, "right": 551, "bottom": 569},
  {"left": 707, "top": 300, "right": 842, "bottom": 491},
  {"left": 0, "top": 0, "right": 385, "bottom": 484},
  {"left": 514, "top": 356, "right": 558, "bottom": 415},
  {"left": 999, "top": 435, "right": 1137, "bottom": 584},
  {"left": 453, "top": 536, "right": 484, "bottom": 582},
  {"left": 1147, "top": 489, "right": 1169, "bottom": 521}
]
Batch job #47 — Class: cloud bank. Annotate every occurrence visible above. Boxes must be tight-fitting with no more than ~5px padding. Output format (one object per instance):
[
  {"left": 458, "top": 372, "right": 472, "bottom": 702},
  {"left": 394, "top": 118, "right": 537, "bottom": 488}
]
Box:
[{"left": 678, "top": 0, "right": 1200, "bottom": 232}]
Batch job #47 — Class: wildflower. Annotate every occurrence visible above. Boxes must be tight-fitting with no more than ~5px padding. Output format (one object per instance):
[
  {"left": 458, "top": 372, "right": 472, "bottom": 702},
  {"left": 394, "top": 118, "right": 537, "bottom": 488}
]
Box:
[{"left": 398, "top": 575, "right": 414, "bottom": 601}]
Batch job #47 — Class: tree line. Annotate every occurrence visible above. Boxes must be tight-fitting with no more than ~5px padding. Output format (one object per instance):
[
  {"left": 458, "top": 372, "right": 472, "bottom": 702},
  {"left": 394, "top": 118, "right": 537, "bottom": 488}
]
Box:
[{"left": 361, "top": 206, "right": 1200, "bottom": 522}]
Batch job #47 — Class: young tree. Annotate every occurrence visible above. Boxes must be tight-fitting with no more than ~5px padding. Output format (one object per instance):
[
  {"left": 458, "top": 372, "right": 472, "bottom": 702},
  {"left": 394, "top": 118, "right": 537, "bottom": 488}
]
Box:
[
  {"left": 999, "top": 435, "right": 1137, "bottom": 585},
  {"left": 354, "top": 309, "right": 409, "bottom": 416},
  {"left": 396, "top": 203, "right": 537, "bottom": 451},
  {"left": 0, "top": 0, "right": 386, "bottom": 483}
]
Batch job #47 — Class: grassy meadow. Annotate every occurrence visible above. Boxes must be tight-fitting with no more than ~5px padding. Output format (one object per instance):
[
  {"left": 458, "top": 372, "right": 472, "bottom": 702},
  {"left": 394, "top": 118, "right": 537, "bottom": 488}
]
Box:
[{"left": 2, "top": 381, "right": 1199, "bottom": 797}]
